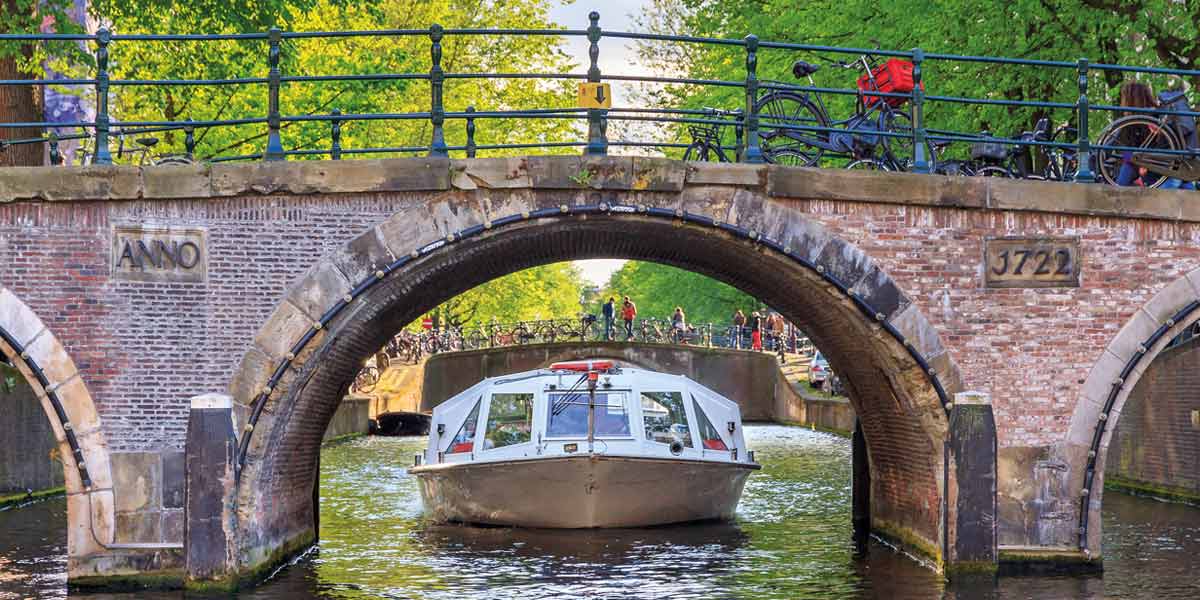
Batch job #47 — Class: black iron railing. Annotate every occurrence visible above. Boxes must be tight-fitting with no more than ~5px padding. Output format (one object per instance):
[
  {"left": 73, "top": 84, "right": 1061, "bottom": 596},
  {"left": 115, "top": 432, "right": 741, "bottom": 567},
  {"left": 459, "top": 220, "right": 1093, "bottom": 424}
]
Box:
[{"left": 3, "top": 11, "right": 1199, "bottom": 185}]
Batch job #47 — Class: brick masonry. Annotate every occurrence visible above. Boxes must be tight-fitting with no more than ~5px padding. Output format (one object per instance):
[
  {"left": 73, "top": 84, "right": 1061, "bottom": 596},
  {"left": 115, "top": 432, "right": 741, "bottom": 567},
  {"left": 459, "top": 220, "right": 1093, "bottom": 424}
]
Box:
[
  {"left": 1, "top": 157, "right": 1198, "bottom": 581},
  {"left": 1105, "top": 335, "right": 1200, "bottom": 500}
]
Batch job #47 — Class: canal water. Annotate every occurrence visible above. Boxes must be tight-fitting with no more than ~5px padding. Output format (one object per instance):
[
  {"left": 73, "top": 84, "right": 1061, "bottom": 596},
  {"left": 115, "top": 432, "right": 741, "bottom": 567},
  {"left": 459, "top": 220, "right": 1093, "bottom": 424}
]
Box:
[{"left": 2, "top": 425, "right": 1199, "bottom": 598}]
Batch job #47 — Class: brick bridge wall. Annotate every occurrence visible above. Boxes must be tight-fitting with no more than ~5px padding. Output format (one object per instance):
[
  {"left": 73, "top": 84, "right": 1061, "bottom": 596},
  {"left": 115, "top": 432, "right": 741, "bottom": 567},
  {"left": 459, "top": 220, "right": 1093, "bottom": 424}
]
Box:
[
  {"left": 1, "top": 157, "right": 1198, "bottom": 584},
  {"left": 1105, "top": 335, "right": 1200, "bottom": 503}
]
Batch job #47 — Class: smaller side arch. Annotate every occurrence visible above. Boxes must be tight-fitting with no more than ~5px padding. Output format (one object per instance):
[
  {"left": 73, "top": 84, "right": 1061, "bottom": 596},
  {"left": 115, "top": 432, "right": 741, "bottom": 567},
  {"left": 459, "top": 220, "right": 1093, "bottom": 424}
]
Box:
[
  {"left": 0, "top": 286, "right": 115, "bottom": 563},
  {"left": 1068, "top": 268, "right": 1200, "bottom": 553}
]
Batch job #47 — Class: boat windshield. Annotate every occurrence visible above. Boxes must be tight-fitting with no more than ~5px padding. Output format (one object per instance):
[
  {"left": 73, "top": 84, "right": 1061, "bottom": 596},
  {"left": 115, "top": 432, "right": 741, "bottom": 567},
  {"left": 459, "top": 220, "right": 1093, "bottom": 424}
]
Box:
[
  {"left": 546, "top": 391, "right": 630, "bottom": 438},
  {"left": 693, "top": 396, "right": 728, "bottom": 451},
  {"left": 447, "top": 398, "right": 481, "bottom": 454},
  {"left": 641, "top": 391, "right": 693, "bottom": 448},
  {"left": 484, "top": 393, "right": 533, "bottom": 450}
]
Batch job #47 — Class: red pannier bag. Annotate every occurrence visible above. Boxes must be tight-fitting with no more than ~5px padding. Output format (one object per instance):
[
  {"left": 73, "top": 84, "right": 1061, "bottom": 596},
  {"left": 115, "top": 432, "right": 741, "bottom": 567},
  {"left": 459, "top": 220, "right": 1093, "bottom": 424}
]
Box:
[{"left": 857, "top": 58, "right": 923, "bottom": 108}]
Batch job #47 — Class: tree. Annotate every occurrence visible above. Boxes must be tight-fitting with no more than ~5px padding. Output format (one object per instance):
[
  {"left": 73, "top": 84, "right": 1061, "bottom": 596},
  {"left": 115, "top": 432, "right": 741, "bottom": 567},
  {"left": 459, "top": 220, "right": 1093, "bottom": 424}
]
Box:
[
  {"left": 601, "top": 261, "right": 758, "bottom": 326},
  {"left": 417, "top": 263, "right": 586, "bottom": 330},
  {"left": 0, "top": 0, "right": 83, "bottom": 166},
  {"left": 635, "top": 0, "right": 1200, "bottom": 156}
]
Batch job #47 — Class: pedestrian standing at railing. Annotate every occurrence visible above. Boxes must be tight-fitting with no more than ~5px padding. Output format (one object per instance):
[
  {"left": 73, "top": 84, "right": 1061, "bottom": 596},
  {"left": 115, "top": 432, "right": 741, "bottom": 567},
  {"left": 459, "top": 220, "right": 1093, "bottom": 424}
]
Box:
[
  {"left": 1114, "top": 81, "right": 1195, "bottom": 190},
  {"left": 602, "top": 297, "right": 616, "bottom": 341},
  {"left": 621, "top": 296, "right": 637, "bottom": 341},
  {"left": 750, "top": 308, "right": 765, "bottom": 351},
  {"left": 732, "top": 309, "right": 746, "bottom": 349},
  {"left": 672, "top": 306, "right": 687, "bottom": 343}
]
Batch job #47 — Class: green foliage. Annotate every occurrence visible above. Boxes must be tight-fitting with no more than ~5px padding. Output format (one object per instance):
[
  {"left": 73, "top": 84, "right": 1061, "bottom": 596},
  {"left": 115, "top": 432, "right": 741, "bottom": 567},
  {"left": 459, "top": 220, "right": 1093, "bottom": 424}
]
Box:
[
  {"left": 80, "top": 0, "right": 577, "bottom": 160},
  {"left": 0, "top": 0, "right": 87, "bottom": 70},
  {"left": 421, "top": 263, "right": 586, "bottom": 329},
  {"left": 600, "top": 261, "right": 758, "bottom": 326},
  {"left": 635, "top": 0, "right": 1200, "bottom": 158}
]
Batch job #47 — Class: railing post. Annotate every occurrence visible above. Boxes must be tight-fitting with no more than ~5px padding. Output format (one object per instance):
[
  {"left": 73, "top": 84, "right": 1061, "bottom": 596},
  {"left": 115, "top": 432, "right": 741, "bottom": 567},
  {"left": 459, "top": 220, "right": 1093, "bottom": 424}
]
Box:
[
  {"left": 910, "top": 47, "right": 930, "bottom": 174},
  {"left": 742, "top": 34, "right": 764, "bottom": 163},
  {"left": 428, "top": 24, "right": 448, "bottom": 158},
  {"left": 330, "top": 109, "right": 342, "bottom": 160},
  {"left": 48, "top": 133, "right": 62, "bottom": 165},
  {"left": 1073, "top": 58, "right": 1094, "bottom": 183},
  {"left": 93, "top": 28, "right": 112, "bottom": 165},
  {"left": 465, "top": 105, "right": 477, "bottom": 158},
  {"left": 585, "top": 11, "right": 608, "bottom": 156},
  {"left": 264, "top": 27, "right": 285, "bottom": 161},
  {"left": 184, "top": 120, "right": 195, "bottom": 160}
]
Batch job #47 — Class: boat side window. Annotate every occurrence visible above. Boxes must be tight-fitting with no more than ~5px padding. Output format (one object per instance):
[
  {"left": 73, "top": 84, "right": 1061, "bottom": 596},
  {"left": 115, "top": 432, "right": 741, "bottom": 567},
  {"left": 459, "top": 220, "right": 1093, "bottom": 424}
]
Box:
[
  {"left": 446, "top": 399, "right": 481, "bottom": 454},
  {"left": 693, "top": 396, "right": 728, "bottom": 451},
  {"left": 640, "top": 391, "right": 692, "bottom": 448},
  {"left": 546, "top": 391, "right": 630, "bottom": 437},
  {"left": 484, "top": 393, "right": 533, "bottom": 450}
]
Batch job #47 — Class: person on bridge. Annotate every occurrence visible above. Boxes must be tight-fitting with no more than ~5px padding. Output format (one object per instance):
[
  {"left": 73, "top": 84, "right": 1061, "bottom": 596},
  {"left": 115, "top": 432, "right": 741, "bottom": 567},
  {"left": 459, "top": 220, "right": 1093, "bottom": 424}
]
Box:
[
  {"left": 732, "top": 309, "right": 746, "bottom": 349},
  {"left": 750, "top": 309, "right": 764, "bottom": 351},
  {"left": 1114, "top": 81, "right": 1195, "bottom": 190},
  {"left": 602, "top": 297, "right": 616, "bottom": 340},
  {"left": 672, "top": 306, "right": 687, "bottom": 343},
  {"left": 621, "top": 296, "right": 637, "bottom": 340}
]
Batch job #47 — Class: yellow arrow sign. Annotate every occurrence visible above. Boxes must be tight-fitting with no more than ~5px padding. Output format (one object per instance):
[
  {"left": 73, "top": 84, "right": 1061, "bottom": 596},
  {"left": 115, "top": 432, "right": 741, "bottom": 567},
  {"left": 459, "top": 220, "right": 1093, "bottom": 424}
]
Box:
[{"left": 578, "top": 82, "right": 612, "bottom": 109}]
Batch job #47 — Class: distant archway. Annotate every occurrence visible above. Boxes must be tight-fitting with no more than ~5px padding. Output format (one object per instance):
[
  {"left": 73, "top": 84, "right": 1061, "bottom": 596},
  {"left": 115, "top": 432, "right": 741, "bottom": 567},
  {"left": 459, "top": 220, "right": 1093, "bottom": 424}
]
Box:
[
  {"left": 0, "top": 286, "right": 114, "bottom": 563},
  {"left": 230, "top": 189, "right": 963, "bottom": 577}
]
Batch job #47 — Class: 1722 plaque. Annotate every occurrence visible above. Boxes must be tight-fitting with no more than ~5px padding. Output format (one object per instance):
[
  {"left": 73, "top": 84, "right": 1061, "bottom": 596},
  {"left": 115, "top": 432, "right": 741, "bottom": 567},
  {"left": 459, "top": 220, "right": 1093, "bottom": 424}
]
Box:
[{"left": 984, "top": 238, "right": 1080, "bottom": 288}]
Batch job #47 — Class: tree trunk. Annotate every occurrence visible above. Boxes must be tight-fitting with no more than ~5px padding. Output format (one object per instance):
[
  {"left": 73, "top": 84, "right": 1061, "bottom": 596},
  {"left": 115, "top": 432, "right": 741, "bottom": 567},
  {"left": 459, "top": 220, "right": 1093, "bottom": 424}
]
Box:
[{"left": 0, "top": 0, "right": 44, "bottom": 167}]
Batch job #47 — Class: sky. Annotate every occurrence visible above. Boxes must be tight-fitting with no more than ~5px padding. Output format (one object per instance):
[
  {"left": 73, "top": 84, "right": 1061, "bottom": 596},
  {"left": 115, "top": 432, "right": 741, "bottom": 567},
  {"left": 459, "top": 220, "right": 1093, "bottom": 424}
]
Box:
[{"left": 548, "top": 1, "right": 651, "bottom": 286}]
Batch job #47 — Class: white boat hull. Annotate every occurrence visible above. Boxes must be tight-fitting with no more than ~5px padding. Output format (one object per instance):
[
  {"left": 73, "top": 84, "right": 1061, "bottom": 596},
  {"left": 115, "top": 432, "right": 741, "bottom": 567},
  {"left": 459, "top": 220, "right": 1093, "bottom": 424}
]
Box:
[{"left": 411, "top": 454, "right": 758, "bottom": 528}]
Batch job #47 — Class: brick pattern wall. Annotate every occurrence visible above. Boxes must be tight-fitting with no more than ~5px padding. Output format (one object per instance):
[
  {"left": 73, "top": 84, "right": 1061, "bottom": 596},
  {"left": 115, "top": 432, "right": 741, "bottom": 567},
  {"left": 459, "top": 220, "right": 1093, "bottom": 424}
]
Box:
[
  {"left": 1105, "top": 336, "right": 1200, "bottom": 498},
  {"left": 1, "top": 191, "right": 1198, "bottom": 458}
]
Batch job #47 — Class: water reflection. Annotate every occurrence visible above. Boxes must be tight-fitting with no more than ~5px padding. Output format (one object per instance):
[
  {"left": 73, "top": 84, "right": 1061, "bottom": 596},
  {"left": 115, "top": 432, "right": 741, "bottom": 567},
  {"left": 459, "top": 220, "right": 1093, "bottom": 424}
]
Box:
[{"left": 2, "top": 426, "right": 1200, "bottom": 598}]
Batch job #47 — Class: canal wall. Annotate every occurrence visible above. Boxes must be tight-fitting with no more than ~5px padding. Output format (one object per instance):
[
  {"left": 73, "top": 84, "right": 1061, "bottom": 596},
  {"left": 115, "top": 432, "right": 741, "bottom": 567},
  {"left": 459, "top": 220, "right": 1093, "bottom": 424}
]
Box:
[
  {"left": 1105, "top": 336, "right": 1200, "bottom": 503},
  {"left": 0, "top": 363, "right": 63, "bottom": 504},
  {"left": 323, "top": 395, "right": 371, "bottom": 443},
  {"left": 421, "top": 342, "right": 779, "bottom": 420},
  {"left": 773, "top": 366, "right": 856, "bottom": 436}
]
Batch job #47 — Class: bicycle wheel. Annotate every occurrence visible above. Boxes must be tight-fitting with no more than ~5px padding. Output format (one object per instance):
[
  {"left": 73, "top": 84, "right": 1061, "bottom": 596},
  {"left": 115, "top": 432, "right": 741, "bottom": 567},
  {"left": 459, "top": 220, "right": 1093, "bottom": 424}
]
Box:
[
  {"left": 467, "top": 330, "right": 486, "bottom": 350},
  {"left": 845, "top": 158, "right": 889, "bottom": 171},
  {"left": 1096, "top": 115, "right": 1181, "bottom": 188},
  {"left": 754, "top": 92, "right": 827, "bottom": 167},
  {"left": 683, "top": 142, "right": 710, "bottom": 162},
  {"left": 537, "top": 324, "right": 558, "bottom": 344},
  {"left": 880, "top": 110, "right": 937, "bottom": 172},
  {"left": 513, "top": 325, "right": 531, "bottom": 345},
  {"left": 973, "top": 165, "right": 1013, "bottom": 178}
]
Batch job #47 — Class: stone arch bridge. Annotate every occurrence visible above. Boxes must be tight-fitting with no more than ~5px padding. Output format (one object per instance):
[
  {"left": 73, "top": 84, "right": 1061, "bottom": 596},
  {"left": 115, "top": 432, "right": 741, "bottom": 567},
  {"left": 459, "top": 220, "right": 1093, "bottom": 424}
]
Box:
[{"left": 1, "top": 156, "right": 1197, "bottom": 589}]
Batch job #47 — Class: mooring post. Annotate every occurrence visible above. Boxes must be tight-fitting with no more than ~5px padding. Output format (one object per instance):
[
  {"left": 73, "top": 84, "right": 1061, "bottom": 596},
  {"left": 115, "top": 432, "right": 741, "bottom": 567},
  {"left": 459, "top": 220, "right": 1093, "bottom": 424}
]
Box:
[
  {"left": 584, "top": 11, "right": 608, "bottom": 156},
  {"left": 428, "top": 24, "right": 448, "bottom": 158},
  {"left": 945, "top": 391, "right": 998, "bottom": 575},
  {"left": 264, "top": 27, "right": 285, "bottom": 161},
  {"left": 185, "top": 393, "right": 239, "bottom": 589},
  {"left": 92, "top": 28, "right": 112, "bottom": 165},
  {"left": 851, "top": 418, "right": 870, "bottom": 556}
]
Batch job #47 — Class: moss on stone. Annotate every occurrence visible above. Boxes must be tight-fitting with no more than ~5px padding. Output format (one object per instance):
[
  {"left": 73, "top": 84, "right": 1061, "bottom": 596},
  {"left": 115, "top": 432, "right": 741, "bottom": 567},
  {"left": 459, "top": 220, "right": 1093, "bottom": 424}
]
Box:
[
  {"left": 998, "top": 548, "right": 1102, "bottom": 575},
  {"left": 0, "top": 486, "right": 65, "bottom": 509},
  {"left": 193, "top": 529, "right": 318, "bottom": 592},
  {"left": 1104, "top": 475, "right": 1200, "bottom": 506},
  {"left": 871, "top": 517, "right": 943, "bottom": 569},
  {"left": 68, "top": 570, "right": 184, "bottom": 592}
]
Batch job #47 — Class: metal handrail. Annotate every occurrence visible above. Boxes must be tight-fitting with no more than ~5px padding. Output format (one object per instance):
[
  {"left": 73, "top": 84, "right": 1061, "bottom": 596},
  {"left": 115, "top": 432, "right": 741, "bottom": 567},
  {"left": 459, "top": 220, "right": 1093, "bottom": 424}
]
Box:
[{"left": 2, "top": 12, "right": 1198, "bottom": 182}]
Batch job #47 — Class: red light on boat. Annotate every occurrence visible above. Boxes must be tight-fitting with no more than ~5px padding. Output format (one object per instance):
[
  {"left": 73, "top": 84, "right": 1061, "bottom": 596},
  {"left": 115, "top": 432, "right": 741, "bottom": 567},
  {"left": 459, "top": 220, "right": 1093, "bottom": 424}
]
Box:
[{"left": 549, "top": 360, "right": 614, "bottom": 372}]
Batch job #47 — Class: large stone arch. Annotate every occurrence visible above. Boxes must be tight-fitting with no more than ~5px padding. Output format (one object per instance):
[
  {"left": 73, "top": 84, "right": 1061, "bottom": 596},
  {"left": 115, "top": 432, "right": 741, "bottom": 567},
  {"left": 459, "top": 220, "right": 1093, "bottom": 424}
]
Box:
[
  {"left": 227, "top": 180, "right": 964, "bottom": 580},
  {"left": 0, "top": 286, "right": 115, "bottom": 572},
  {"left": 1067, "top": 267, "right": 1200, "bottom": 554}
]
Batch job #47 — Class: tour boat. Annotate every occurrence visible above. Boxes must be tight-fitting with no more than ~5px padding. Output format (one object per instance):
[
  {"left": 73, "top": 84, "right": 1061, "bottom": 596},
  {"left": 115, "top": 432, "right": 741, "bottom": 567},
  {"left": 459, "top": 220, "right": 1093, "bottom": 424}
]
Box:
[{"left": 409, "top": 360, "right": 761, "bottom": 528}]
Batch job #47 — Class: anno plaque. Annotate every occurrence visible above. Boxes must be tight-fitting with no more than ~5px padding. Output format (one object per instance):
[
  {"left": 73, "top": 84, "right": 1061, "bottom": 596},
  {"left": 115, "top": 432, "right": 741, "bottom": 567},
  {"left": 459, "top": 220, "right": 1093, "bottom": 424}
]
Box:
[
  {"left": 112, "top": 226, "right": 207, "bottom": 283},
  {"left": 984, "top": 237, "right": 1080, "bottom": 288}
]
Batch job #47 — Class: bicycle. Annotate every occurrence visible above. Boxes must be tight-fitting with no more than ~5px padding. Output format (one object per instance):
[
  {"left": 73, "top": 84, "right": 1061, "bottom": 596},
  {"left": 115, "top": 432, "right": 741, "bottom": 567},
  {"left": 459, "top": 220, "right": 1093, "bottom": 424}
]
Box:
[
  {"left": 1095, "top": 109, "right": 1189, "bottom": 188},
  {"left": 682, "top": 108, "right": 743, "bottom": 162},
  {"left": 115, "top": 131, "right": 195, "bottom": 167},
  {"left": 755, "top": 50, "right": 936, "bottom": 172},
  {"left": 352, "top": 364, "right": 380, "bottom": 394}
]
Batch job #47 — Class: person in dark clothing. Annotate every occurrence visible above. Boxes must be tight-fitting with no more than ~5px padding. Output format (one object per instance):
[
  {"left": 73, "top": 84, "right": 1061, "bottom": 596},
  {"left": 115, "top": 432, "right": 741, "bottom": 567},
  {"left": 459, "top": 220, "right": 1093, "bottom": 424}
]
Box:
[
  {"left": 732, "top": 309, "right": 746, "bottom": 349},
  {"left": 602, "top": 297, "right": 616, "bottom": 340}
]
